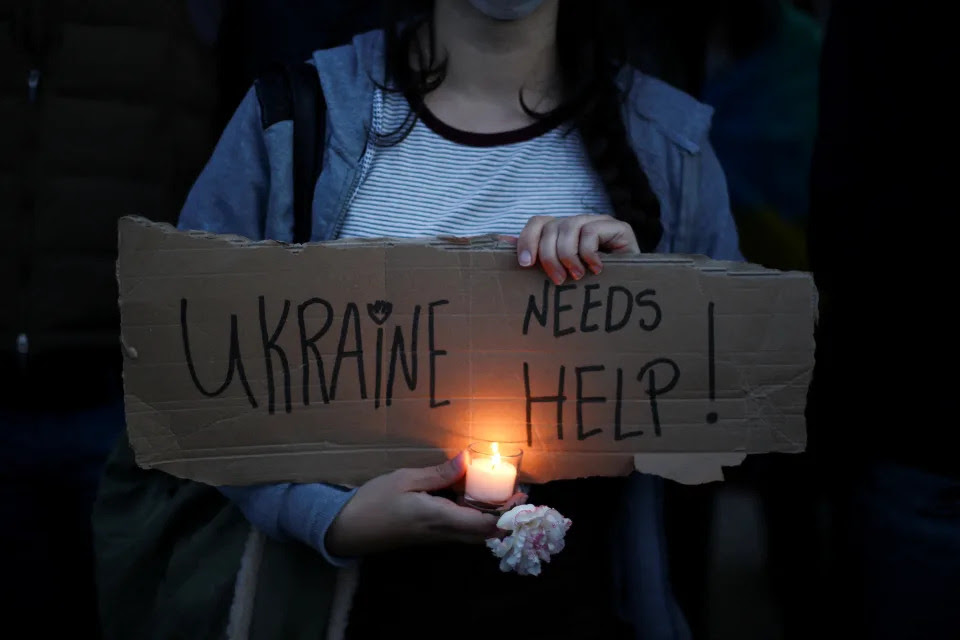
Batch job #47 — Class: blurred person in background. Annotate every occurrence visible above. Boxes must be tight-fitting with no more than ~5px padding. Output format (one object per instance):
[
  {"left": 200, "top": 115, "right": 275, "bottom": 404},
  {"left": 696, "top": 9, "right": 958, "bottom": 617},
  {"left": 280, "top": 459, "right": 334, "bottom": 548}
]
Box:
[
  {"left": 699, "top": 0, "right": 820, "bottom": 271},
  {"left": 0, "top": 0, "right": 379, "bottom": 636},
  {"left": 808, "top": 0, "right": 959, "bottom": 637},
  {"left": 631, "top": 0, "right": 821, "bottom": 270},
  {"left": 1, "top": 1, "right": 225, "bottom": 635}
]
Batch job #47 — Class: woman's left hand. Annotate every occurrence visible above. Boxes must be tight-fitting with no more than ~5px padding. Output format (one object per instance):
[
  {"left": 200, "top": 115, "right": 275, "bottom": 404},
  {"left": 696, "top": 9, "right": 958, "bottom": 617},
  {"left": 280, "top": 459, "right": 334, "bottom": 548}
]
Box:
[{"left": 515, "top": 215, "right": 639, "bottom": 284}]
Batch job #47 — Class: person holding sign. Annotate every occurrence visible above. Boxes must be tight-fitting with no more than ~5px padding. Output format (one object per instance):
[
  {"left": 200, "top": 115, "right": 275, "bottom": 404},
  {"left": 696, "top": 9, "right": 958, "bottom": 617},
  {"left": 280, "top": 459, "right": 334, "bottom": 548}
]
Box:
[{"left": 94, "top": 1, "right": 741, "bottom": 638}]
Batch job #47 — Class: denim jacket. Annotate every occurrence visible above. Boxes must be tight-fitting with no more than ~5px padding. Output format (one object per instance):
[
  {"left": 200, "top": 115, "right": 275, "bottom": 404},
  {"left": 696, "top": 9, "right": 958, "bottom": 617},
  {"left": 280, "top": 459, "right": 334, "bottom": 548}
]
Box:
[{"left": 178, "top": 29, "right": 740, "bottom": 640}]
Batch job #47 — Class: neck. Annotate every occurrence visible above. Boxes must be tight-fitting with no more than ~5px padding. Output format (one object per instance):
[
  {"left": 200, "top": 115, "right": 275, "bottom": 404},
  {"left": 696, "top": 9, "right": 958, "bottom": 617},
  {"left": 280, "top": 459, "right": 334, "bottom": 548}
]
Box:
[{"left": 429, "top": 0, "right": 561, "bottom": 113}]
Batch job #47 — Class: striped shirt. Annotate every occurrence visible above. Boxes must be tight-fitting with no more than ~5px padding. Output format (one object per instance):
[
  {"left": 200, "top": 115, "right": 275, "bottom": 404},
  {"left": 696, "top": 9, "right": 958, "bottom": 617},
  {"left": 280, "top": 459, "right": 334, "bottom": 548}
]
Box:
[{"left": 337, "top": 88, "right": 611, "bottom": 239}]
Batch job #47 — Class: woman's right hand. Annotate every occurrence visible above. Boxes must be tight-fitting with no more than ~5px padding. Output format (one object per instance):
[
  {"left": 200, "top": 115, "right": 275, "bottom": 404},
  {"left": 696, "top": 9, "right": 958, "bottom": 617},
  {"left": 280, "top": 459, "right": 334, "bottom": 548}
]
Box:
[{"left": 325, "top": 452, "right": 501, "bottom": 557}]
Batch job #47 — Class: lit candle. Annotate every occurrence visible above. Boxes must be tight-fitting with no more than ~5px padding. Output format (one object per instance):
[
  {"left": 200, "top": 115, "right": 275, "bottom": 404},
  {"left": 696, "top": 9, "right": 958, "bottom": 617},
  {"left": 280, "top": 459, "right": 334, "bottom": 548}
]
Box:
[{"left": 465, "top": 442, "right": 520, "bottom": 507}]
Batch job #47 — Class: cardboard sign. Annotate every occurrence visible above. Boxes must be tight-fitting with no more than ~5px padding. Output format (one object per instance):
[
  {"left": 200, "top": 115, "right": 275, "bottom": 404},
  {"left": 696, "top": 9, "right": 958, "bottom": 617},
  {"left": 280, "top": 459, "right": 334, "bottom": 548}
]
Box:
[{"left": 118, "top": 217, "right": 816, "bottom": 486}]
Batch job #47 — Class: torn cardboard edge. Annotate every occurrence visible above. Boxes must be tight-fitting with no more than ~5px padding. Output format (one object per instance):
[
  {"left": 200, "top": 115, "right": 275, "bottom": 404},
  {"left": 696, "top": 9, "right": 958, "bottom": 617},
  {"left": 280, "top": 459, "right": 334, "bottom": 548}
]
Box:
[{"left": 633, "top": 452, "right": 748, "bottom": 484}]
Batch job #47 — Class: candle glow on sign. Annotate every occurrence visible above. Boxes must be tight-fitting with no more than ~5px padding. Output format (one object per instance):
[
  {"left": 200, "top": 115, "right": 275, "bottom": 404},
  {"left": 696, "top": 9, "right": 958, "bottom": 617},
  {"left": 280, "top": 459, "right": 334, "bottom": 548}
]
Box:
[{"left": 465, "top": 442, "right": 517, "bottom": 505}]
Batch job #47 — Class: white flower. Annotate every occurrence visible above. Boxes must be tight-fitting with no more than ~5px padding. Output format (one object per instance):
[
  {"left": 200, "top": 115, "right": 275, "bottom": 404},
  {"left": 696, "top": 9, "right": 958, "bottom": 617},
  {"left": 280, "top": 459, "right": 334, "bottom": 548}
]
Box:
[{"left": 485, "top": 504, "right": 572, "bottom": 576}]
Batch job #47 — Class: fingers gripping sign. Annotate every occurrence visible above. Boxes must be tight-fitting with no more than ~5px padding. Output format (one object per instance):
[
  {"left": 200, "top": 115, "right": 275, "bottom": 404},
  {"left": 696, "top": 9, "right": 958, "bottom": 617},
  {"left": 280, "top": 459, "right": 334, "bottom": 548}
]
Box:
[{"left": 516, "top": 215, "right": 640, "bottom": 284}]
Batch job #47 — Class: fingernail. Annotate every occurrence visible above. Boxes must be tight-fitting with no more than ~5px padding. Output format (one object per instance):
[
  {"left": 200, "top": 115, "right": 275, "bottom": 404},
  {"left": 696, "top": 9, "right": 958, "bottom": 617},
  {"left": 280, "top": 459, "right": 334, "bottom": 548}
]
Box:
[
  {"left": 451, "top": 451, "right": 465, "bottom": 470},
  {"left": 552, "top": 271, "right": 566, "bottom": 285},
  {"left": 570, "top": 268, "right": 583, "bottom": 280},
  {"left": 590, "top": 264, "right": 602, "bottom": 275},
  {"left": 518, "top": 250, "right": 533, "bottom": 267}
]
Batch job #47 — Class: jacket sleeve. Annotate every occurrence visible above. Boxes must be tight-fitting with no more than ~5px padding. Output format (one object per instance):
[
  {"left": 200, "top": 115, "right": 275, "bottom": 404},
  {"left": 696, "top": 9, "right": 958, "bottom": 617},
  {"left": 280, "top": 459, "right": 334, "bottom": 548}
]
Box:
[
  {"left": 688, "top": 139, "right": 744, "bottom": 262},
  {"left": 219, "top": 484, "right": 358, "bottom": 567},
  {"left": 177, "top": 87, "right": 269, "bottom": 240}
]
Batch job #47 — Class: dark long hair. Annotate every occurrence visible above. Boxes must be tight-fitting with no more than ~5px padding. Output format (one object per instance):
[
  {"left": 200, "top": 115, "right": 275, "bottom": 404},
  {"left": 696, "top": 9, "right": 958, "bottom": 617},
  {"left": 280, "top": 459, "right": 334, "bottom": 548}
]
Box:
[{"left": 380, "top": 1, "right": 663, "bottom": 251}]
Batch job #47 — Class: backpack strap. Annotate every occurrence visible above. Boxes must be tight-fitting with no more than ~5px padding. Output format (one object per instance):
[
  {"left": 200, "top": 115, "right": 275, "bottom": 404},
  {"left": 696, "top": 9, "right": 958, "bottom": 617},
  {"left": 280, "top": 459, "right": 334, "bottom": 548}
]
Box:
[{"left": 254, "top": 62, "right": 327, "bottom": 243}]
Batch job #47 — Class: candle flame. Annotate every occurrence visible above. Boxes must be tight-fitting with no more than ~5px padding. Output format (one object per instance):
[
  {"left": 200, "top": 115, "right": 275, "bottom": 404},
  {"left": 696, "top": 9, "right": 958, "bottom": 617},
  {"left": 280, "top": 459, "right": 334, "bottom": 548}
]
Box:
[{"left": 491, "top": 442, "right": 501, "bottom": 467}]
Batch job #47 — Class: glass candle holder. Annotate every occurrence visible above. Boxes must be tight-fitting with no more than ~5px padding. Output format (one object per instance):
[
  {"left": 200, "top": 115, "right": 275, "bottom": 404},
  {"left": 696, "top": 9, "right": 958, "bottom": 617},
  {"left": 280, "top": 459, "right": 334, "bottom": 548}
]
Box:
[{"left": 463, "top": 442, "right": 522, "bottom": 511}]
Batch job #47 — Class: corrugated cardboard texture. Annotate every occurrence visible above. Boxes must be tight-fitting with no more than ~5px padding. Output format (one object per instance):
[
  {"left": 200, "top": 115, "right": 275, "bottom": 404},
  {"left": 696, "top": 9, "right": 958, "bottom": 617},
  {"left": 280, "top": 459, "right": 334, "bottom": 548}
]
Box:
[{"left": 118, "top": 217, "right": 816, "bottom": 486}]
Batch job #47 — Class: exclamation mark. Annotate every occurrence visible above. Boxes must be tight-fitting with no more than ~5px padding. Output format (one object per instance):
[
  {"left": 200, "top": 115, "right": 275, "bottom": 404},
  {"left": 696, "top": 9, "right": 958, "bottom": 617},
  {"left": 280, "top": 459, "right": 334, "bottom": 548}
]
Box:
[{"left": 706, "top": 302, "right": 718, "bottom": 424}]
